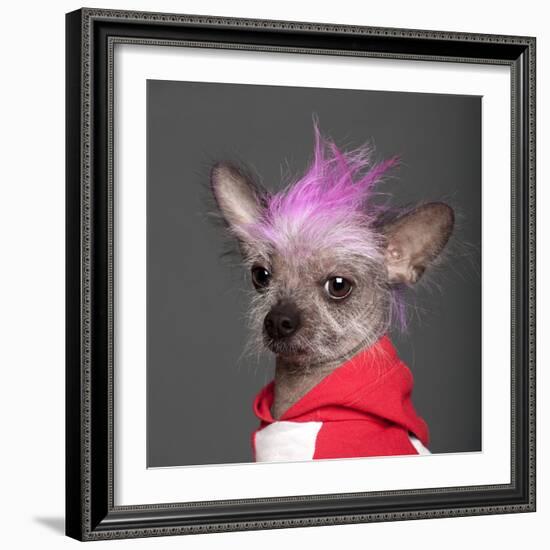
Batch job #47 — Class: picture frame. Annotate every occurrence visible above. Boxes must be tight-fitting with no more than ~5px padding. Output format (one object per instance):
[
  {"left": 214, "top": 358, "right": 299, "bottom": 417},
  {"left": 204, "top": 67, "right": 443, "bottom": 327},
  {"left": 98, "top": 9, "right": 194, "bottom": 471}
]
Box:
[{"left": 65, "top": 7, "right": 536, "bottom": 541}]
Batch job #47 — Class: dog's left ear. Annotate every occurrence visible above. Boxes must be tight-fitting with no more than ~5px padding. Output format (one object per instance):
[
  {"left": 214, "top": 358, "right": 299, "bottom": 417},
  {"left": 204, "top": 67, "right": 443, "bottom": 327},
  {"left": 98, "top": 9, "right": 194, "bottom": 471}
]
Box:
[
  {"left": 210, "top": 161, "right": 266, "bottom": 238},
  {"left": 382, "top": 202, "right": 454, "bottom": 285}
]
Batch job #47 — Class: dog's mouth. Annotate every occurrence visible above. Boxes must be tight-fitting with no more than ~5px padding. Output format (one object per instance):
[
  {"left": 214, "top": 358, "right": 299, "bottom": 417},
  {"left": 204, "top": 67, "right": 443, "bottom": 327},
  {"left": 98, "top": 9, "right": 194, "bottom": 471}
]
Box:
[{"left": 263, "top": 334, "right": 307, "bottom": 357}]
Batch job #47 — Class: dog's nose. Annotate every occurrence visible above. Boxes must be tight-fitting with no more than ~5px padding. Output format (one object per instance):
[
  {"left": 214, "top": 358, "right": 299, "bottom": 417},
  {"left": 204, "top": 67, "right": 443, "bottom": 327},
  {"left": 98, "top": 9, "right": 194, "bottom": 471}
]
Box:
[{"left": 264, "top": 302, "right": 301, "bottom": 340}]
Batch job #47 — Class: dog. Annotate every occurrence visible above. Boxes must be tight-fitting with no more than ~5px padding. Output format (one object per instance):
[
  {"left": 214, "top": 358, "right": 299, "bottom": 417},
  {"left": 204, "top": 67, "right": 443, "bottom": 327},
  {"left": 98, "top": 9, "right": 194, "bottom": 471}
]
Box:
[{"left": 211, "top": 124, "right": 454, "bottom": 462}]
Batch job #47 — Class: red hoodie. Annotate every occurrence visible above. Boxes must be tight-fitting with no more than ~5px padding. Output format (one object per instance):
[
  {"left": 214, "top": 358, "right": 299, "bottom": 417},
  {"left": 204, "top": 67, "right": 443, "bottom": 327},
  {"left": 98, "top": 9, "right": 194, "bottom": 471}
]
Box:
[{"left": 252, "top": 335, "right": 429, "bottom": 462}]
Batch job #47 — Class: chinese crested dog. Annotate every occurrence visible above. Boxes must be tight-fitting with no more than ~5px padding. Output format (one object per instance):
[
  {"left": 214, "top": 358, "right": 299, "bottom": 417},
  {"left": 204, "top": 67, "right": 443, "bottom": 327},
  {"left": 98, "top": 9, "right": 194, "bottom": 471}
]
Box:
[{"left": 211, "top": 124, "right": 454, "bottom": 462}]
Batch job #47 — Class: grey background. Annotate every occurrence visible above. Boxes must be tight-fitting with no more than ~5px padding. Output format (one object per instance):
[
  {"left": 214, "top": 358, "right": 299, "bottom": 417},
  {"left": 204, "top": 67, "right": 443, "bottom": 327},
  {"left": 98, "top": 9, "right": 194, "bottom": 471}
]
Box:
[{"left": 147, "top": 80, "right": 481, "bottom": 467}]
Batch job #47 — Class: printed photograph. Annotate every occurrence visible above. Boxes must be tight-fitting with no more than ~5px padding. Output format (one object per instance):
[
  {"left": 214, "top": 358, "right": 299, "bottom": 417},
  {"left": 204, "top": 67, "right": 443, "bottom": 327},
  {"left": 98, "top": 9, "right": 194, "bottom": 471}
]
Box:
[{"left": 146, "top": 80, "right": 481, "bottom": 467}]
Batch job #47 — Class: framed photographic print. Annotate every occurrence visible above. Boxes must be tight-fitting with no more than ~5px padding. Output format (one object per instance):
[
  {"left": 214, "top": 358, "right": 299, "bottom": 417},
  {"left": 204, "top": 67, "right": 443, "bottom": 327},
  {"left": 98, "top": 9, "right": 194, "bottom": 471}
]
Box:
[{"left": 65, "top": 8, "right": 536, "bottom": 541}]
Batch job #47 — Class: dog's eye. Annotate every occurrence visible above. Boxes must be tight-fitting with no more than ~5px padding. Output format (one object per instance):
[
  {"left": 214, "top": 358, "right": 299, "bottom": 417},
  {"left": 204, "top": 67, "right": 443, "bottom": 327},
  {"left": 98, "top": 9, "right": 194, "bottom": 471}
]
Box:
[
  {"left": 324, "top": 276, "right": 353, "bottom": 300},
  {"left": 251, "top": 266, "right": 271, "bottom": 290}
]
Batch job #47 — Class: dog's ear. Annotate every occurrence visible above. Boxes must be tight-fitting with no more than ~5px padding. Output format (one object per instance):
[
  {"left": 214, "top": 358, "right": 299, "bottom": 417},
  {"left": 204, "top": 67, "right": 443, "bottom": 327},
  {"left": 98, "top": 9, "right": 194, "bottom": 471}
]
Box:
[
  {"left": 210, "top": 162, "right": 266, "bottom": 235},
  {"left": 382, "top": 202, "right": 454, "bottom": 285}
]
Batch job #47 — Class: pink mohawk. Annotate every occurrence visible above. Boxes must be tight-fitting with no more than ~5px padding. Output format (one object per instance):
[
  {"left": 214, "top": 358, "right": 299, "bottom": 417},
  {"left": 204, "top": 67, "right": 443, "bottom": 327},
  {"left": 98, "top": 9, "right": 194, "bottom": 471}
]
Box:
[
  {"left": 267, "top": 124, "right": 399, "bottom": 223},
  {"left": 247, "top": 124, "right": 399, "bottom": 258}
]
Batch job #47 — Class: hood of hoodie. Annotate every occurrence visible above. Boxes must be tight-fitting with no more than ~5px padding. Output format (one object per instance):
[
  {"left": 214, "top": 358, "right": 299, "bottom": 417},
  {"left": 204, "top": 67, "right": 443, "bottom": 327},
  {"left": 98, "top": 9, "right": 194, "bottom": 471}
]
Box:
[{"left": 253, "top": 335, "right": 429, "bottom": 448}]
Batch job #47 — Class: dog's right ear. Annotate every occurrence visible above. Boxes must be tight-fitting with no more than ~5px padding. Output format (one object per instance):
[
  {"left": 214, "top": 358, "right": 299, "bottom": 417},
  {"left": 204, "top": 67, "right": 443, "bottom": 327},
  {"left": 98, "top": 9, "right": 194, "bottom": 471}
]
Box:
[
  {"left": 382, "top": 202, "right": 454, "bottom": 285},
  {"left": 210, "top": 162, "right": 266, "bottom": 238}
]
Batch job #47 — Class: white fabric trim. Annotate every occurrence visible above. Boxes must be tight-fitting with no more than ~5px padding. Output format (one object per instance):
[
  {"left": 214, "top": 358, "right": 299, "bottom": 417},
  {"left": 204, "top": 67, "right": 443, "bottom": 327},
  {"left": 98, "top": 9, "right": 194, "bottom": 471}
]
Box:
[
  {"left": 255, "top": 421, "right": 323, "bottom": 463},
  {"left": 409, "top": 434, "right": 431, "bottom": 455}
]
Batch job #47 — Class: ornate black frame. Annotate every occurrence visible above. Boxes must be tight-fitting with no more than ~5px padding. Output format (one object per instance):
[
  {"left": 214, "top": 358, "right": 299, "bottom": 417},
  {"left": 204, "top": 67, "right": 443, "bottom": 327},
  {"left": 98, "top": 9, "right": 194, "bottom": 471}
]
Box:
[{"left": 66, "top": 7, "right": 536, "bottom": 541}]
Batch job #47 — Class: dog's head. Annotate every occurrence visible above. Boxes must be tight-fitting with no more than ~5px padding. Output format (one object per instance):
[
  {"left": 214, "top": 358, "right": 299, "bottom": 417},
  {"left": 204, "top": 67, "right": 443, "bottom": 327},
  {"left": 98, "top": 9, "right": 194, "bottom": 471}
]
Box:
[{"left": 211, "top": 126, "right": 454, "bottom": 365}]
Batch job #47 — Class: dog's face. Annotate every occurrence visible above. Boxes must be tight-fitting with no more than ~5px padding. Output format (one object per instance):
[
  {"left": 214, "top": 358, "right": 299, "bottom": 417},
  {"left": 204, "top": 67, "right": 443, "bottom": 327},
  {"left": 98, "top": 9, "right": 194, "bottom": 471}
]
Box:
[
  {"left": 243, "top": 224, "right": 391, "bottom": 363},
  {"left": 211, "top": 133, "right": 454, "bottom": 366}
]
